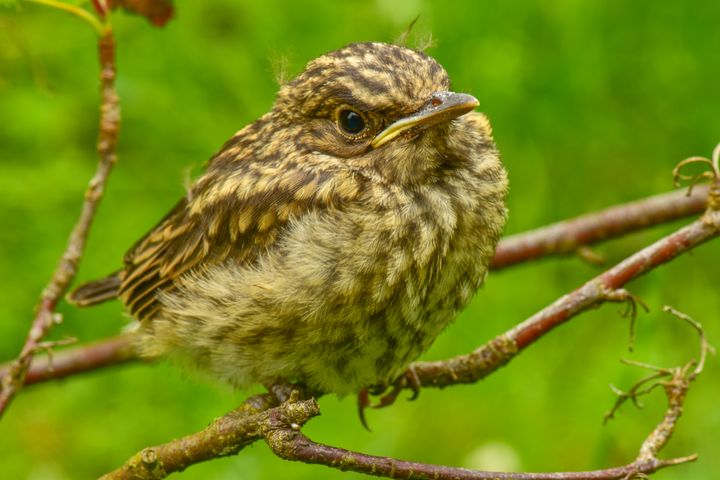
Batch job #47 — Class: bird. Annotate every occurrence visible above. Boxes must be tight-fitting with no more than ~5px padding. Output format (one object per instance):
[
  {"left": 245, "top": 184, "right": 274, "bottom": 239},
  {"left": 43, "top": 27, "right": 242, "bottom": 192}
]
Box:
[{"left": 68, "top": 41, "right": 508, "bottom": 401}]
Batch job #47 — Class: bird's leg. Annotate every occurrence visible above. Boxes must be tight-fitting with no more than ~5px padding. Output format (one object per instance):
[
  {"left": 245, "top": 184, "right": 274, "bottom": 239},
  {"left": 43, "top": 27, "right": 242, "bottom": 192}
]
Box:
[
  {"left": 375, "top": 365, "right": 422, "bottom": 407},
  {"left": 356, "top": 366, "right": 422, "bottom": 430}
]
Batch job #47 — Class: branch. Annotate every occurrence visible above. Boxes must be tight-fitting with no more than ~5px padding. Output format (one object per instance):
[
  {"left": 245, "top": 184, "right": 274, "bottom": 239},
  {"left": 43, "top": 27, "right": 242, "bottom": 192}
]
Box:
[
  {"left": 266, "top": 415, "right": 695, "bottom": 480},
  {"left": 0, "top": 335, "right": 136, "bottom": 386},
  {"left": 0, "top": 26, "right": 119, "bottom": 418},
  {"left": 491, "top": 185, "right": 708, "bottom": 270}
]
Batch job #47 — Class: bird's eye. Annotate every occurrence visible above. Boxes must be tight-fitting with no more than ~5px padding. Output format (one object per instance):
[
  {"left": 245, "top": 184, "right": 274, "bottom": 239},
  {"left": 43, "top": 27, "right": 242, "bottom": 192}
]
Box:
[{"left": 337, "top": 109, "right": 366, "bottom": 135}]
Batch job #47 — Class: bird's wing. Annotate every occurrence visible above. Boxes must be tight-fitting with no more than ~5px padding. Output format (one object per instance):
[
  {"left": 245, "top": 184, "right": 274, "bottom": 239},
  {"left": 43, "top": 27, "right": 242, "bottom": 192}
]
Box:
[{"left": 119, "top": 157, "right": 361, "bottom": 321}]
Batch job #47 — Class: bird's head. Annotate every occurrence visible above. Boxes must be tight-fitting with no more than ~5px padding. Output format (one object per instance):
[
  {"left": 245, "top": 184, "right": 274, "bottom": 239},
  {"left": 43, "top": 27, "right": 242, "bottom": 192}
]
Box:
[{"left": 272, "top": 42, "right": 491, "bottom": 186}]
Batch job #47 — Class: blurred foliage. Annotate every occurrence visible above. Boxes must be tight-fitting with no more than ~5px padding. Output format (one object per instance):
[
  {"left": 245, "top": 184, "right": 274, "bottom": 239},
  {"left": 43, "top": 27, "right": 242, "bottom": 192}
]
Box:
[{"left": 1, "top": 1, "right": 718, "bottom": 479}]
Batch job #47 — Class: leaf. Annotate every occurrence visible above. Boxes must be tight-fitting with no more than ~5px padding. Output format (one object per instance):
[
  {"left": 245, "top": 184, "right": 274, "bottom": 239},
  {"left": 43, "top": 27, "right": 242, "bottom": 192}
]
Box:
[{"left": 109, "top": 0, "right": 173, "bottom": 27}]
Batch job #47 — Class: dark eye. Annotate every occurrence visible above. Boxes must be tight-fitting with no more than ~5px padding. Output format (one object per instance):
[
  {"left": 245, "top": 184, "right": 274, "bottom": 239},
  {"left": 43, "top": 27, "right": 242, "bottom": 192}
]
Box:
[{"left": 338, "top": 109, "right": 366, "bottom": 135}]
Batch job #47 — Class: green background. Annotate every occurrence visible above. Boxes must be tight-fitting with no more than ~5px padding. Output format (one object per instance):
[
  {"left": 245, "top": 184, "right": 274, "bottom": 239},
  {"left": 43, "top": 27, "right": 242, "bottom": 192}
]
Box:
[{"left": 1, "top": 1, "right": 718, "bottom": 479}]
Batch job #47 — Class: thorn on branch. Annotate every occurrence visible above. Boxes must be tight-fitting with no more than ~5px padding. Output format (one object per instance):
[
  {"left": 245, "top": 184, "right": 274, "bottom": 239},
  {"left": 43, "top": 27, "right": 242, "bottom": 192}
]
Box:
[{"left": 576, "top": 245, "right": 606, "bottom": 265}]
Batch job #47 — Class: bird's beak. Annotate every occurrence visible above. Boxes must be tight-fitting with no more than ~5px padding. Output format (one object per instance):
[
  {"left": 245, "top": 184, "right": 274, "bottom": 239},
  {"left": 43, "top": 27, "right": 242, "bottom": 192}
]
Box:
[{"left": 371, "top": 91, "right": 479, "bottom": 148}]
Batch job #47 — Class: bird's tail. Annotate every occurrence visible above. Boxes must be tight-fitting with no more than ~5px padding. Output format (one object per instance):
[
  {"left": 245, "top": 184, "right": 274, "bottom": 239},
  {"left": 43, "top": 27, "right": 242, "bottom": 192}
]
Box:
[{"left": 66, "top": 272, "right": 122, "bottom": 307}]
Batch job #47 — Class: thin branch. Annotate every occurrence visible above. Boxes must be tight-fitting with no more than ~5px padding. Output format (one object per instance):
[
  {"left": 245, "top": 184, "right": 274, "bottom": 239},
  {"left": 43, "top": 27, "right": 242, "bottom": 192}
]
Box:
[
  {"left": 608, "top": 308, "right": 711, "bottom": 465},
  {"left": 604, "top": 307, "right": 713, "bottom": 425},
  {"left": 266, "top": 416, "right": 695, "bottom": 480},
  {"left": 0, "top": 28, "right": 119, "bottom": 418},
  {"left": 26, "top": 0, "right": 106, "bottom": 34},
  {"left": 491, "top": 185, "right": 709, "bottom": 270},
  {"left": 0, "top": 335, "right": 136, "bottom": 386},
  {"left": 660, "top": 306, "right": 714, "bottom": 379}
]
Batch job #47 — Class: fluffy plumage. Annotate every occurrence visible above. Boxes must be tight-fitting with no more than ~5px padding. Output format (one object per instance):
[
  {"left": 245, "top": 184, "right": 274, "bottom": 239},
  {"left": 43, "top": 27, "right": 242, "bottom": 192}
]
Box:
[{"left": 69, "top": 42, "right": 508, "bottom": 395}]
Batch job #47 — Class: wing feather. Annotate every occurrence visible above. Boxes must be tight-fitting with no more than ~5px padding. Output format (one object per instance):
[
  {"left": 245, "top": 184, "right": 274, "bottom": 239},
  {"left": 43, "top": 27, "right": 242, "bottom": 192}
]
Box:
[{"left": 117, "top": 162, "right": 362, "bottom": 321}]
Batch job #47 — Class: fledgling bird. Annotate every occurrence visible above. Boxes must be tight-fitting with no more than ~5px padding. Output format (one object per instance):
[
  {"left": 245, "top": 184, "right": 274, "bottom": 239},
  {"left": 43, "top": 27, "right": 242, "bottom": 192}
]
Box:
[{"left": 68, "top": 42, "right": 508, "bottom": 398}]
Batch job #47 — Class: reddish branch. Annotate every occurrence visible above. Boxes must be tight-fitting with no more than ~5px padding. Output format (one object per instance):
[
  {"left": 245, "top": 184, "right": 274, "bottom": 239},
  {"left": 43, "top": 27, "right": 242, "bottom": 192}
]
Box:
[
  {"left": 491, "top": 185, "right": 709, "bottom": 270},
  {"left": 0, "top": 31, "right": 119, "bottom": 418},
  {"left": 11, "top": 335, "right": 136, "bottom": 386},
  {"left": 266, "top": 412, "right": 695, "bottom": 480},
  {"left": 0, "top": 335, "right": 136, "bottom": 387}
]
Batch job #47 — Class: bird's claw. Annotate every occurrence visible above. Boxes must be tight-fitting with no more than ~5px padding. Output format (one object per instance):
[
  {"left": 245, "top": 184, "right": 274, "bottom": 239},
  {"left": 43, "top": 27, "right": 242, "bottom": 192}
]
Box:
[{"left": 357, "top": 388, "right": 372, "bottom": 431}]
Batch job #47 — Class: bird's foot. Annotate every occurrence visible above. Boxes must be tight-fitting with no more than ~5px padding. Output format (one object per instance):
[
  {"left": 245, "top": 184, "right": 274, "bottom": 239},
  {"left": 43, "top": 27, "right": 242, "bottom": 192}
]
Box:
[
  {"left": 357, "top": 366, "right": 422, "bottom": 430},
  {"left": 267, "top": 381, "right": 297, "bottom": 403}
]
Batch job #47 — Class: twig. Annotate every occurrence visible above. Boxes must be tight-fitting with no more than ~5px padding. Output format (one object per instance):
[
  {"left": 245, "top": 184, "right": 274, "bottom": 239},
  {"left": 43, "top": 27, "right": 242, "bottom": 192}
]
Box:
[
  {"left": 491, "top": 185, "right": 709, "bottom": 270},
  {"left": 604, "top": 307, "right": 712, "bottom": 465},
  {"left": 26, "top": 0, "right": 105, "bottom": 34},
  {"left": 604, "top": 306, "right": 714, "bottom": 425},
  {"left": 0, "top": 335, "right": 136, "bottom": 386},
  {"left": 660, "top": 306, "right": 714, "bottom": 379},
  {"left": 0, "top": 27, "right": 119, "bottom": 418},
  {"left": 604, "top": 372, "right": 665, "bottom": 424}
]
